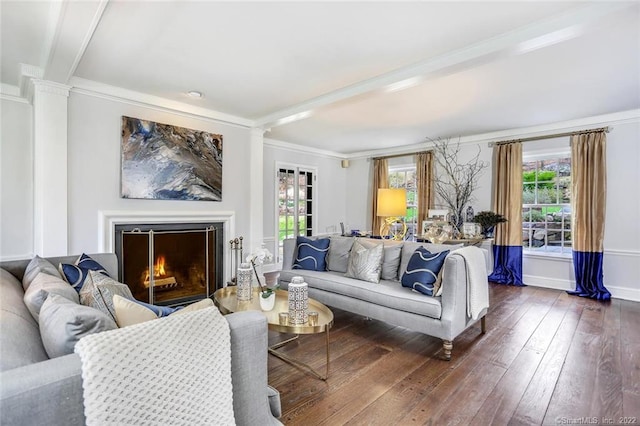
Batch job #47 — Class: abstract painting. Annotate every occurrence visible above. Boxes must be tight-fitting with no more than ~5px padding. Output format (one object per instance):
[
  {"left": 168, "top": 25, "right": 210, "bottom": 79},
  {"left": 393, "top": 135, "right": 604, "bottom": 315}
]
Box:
[{"left": 121, "top": 116, "right": 223, "bottom": 201}]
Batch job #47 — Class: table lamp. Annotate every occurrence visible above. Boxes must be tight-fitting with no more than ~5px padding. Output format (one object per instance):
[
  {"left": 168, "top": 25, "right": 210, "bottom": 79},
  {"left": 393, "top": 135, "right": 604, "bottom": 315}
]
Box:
[{"left": 377, "top": 188, "right": 407, "bottom": 240}]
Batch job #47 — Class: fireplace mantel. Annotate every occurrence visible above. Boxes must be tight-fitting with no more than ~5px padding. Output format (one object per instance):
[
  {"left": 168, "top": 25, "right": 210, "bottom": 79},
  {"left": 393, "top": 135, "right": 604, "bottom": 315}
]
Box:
[{"left": 98, "top": 210, "right": 235, "bottom": 282}]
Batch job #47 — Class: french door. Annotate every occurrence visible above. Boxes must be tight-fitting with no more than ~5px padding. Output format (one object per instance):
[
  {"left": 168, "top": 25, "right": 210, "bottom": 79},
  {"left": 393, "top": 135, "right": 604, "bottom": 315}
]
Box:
[{"left": 277, "top": 165, "right": 316, "bottom": 261}]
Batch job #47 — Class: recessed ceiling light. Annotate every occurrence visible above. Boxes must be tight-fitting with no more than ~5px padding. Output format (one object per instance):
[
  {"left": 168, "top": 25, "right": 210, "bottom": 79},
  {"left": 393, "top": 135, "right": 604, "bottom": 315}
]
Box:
[{"left": 187, "top": 91, "right": 203, "bottom": 98}]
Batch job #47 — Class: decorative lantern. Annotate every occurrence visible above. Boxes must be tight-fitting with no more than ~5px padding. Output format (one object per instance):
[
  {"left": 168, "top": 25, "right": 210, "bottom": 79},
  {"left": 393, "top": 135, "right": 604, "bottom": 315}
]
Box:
[
  {"left": 288, "top": 276, "right": 308, "bottom": 325},
  {"left": 236, "top": 262, "right": 252, "bottom": 301}
]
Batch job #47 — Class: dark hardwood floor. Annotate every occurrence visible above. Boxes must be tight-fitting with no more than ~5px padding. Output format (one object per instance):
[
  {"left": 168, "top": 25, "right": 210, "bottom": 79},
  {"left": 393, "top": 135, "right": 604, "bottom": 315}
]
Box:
[{"left": 267, "top": 283, "right": 640, "bottom": 425}]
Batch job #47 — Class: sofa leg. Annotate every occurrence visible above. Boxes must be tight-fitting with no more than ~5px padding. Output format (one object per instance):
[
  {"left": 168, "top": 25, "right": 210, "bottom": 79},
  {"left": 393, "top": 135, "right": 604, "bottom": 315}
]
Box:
[
  {"left": 481, "top": 316, "right": 486, "bottom": 334},
  {"left": 442, "top": 340, "right": 453, "bottom": 361}
]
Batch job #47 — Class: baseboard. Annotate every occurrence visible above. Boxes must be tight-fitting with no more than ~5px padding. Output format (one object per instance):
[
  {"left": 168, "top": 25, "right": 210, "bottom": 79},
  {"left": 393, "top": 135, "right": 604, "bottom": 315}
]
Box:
[
  {"left": 606, "top": 286, "right": 640, "bottom": 302},
  {"left": 523, "top": 274, "right": 573, "bottom": 291},
  {"left": 523, "top": 274, "right": 640, "bottom": 302}
]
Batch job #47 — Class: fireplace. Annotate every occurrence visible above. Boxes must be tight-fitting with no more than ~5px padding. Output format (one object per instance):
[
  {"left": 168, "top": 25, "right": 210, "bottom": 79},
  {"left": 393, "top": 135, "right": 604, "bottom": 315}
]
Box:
[{"left": 114, "top": 222, "right": 224, "bottom": 306}]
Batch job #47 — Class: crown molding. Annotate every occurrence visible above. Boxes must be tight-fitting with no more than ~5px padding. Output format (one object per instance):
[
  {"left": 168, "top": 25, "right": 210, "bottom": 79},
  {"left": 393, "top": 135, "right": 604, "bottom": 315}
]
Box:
[
  {"left": 343, "top": 109, "right": 640, "bottom": 160},
  {"left": 32, "top": 80, "right": 71, "bottom": 97},
  {"left": 69, "top": 77, "right": 254, "bottom": 129},
  {"left": 264, "top": 137, "right": 345, "bottom": 159}
]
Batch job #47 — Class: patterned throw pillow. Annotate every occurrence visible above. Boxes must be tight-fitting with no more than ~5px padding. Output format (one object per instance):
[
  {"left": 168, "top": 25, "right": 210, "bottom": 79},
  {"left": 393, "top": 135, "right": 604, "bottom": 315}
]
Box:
[
  {"left": 292, "top": 236, "right": 330, "bottom": 271},
  {"left": 60, "top": 253, "right": 110, "bottom": 293},
  {"left": 80, "top": 271, "right": 135, "bottom": 322},
  {"left": 401, "top": 247, "right": 450, "bottom": 296},
  {"left": 344, "top": 239, "right": 384, "bottom": 283}
]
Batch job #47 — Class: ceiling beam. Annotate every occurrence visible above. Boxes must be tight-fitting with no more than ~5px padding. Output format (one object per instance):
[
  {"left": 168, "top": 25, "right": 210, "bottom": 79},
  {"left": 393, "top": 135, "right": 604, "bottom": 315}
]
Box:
[
  {"left": 42, "top": 0, "right": 109, "bottom": 84},
  {"left": 256, "top": 2, "right": 632, "bottom": 130}
]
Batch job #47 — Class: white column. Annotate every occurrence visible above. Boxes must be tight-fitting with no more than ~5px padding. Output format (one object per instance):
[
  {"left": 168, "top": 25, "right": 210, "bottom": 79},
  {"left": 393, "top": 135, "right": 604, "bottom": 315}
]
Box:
[
  {"left": 32, "top": 80, "right": 70, "bottom": 256},
  {"left": 248, "top": 127, "right": 265, "bottom": 257}
]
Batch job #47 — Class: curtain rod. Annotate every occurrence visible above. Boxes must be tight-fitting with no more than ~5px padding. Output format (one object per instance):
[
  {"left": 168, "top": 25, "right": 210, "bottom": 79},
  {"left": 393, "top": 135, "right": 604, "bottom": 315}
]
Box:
[
  {"left": 372, "top": 150, "right": 431, "bottom": 161},
  {"left": 488, "top": 126, "right": 610, "bottom": 147}
]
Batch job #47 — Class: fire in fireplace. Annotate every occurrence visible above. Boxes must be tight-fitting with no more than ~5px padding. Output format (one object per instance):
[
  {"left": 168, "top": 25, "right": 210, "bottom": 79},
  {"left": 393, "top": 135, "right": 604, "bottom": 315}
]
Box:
[{"left": 114, "top": 222, "right": 223, "bottom": 306}]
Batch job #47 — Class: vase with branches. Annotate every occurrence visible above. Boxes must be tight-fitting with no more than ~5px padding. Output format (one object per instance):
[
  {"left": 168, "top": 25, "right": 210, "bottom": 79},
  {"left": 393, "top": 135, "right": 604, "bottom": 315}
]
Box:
[{"left": 429, "top": 137, "right": 489, "bottom": 235}]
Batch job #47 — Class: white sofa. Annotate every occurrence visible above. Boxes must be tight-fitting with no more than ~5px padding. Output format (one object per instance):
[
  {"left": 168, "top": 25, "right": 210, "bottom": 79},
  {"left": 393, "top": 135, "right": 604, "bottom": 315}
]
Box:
[{"left": 278, "top": 237, "right": 488, "bottom": 360}]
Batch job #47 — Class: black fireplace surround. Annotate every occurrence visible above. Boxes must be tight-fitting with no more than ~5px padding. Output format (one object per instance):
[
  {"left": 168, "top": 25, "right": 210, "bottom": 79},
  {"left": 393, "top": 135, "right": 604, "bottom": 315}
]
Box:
[{"left": 114, "top": 222, "right": 223, "bottom": 306}]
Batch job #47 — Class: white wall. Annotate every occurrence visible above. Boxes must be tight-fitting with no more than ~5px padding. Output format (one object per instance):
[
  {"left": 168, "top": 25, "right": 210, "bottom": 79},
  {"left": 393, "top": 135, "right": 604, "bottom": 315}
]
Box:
[
  {"left": 1, "top": 99, "right": 33, "bottom": 259},
  {"left": 263, "top": 140, "right": 347, "bottom": 259},
  {"left": 66, "top": 92, "right": 253, "bottom": 254}
]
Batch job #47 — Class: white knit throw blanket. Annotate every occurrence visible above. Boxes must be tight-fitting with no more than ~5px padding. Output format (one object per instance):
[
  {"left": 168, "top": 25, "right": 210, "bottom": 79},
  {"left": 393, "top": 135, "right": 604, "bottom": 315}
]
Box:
[
  {"left": 75, "top": 307, "right": 235, "bottom": 426},
  {"left": 450, "top": 246, "right": 490, "bottom": 320}
]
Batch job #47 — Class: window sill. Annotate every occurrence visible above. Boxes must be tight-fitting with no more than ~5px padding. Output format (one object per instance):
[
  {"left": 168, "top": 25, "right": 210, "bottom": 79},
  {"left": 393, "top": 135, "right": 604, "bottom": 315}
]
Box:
[{"left": 523, "top": 251, "right": 572, "bottom": 262}]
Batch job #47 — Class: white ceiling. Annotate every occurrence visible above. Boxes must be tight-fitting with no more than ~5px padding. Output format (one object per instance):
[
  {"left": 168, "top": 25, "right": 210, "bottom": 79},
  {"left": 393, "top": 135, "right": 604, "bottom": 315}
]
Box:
[{"left": 2, "top": 1, "right": 639, "bottom": 155}]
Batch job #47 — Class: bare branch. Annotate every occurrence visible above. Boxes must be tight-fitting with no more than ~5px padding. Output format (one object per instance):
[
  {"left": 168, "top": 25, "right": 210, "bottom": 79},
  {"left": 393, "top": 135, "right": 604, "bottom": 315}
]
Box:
[{"left": 427, "top": 137, "right": 489, "bottom": 233}]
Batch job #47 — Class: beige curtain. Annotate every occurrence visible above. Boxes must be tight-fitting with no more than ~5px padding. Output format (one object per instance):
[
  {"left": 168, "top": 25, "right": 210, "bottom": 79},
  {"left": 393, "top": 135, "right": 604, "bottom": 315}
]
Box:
[
  {"left": 489, "top": 142, "right": 524, "bottom": 285},
  {"left": 493, "top": 142, "right": 523, "bottom": 246},
  {"left": 571, "top": 132, "right": 606, "bottom": 252},
  {"left": 371, "top": 159, "right": 388, "bottom": 236},
  {"left": 416, "top": 151, "right": 434, "bottom": 230}
]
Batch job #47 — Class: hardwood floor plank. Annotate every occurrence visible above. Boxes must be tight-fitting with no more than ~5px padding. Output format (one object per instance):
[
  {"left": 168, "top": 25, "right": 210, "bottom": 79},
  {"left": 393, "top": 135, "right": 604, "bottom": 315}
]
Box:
[
  {"left": 621, "top": 300, "right": 640, "bottom": 344},
  {"left": 471, "top": 347, "right": 544, "bottom": 425},
  {"left": 394, "top": 354, "right": 506, "bottom": 425},
  {"left": 543, "top": 327, "right": 602, "bottom": 422},
  {"left": 622, "top": 341, "right": 640, "bottom": 397},
  {"left": 510, "top": 299, "right": 584, "bottom": 426},
  {"left": 590, "top": 299, "right": 623, "bottom": 420}
]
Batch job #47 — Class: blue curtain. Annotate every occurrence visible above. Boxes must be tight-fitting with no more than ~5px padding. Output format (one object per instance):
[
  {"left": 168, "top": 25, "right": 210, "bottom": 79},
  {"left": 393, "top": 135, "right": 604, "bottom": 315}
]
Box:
[
  {"left": 489, "top": 245, "right": 525, "bottom": 286},
  {"left": 569, "top": 251, "right": 610, "bottom": 301}
]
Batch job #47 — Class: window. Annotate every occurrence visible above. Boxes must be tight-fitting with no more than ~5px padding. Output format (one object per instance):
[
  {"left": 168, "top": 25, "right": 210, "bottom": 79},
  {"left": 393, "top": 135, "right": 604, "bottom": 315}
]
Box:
[
  {"left": 522, "top": 155, "right": 572, "bottom": 255},
  {"left": 277, "top": 165, "right": 316, "bottom": 261},
  {"left": 388, "top": 166, "right": 417, "bottom": 240}
]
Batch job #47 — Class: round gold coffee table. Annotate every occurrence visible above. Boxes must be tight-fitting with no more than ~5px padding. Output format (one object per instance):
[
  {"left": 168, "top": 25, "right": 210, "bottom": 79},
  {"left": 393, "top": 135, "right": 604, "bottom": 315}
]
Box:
[{"left": 214, "top": 286, "right": 333, "bottom": 380}]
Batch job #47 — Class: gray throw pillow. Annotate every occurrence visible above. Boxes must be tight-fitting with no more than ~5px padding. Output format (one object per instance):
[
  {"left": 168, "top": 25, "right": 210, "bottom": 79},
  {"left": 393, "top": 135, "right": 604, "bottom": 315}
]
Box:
[
  {"left": 326, "top": 236, "right": 355, "bottom": 273},
  {"left": 23, "top": 272, "right": 79, "bottom": 322},
  {"left": 22, "top": 255, "right": 63, "bottom": 291},
  {"left": 381, "top": 241, "right": 403, "bottom": 281},
  {"left": 345, "top": 239, "right": 384, "bottom": 283},
  {"left": 80, "top": 271, "right": 135, "bottom": 322},
  {"left": 39, "top": 293, "right": 117, "bottom": 358}
]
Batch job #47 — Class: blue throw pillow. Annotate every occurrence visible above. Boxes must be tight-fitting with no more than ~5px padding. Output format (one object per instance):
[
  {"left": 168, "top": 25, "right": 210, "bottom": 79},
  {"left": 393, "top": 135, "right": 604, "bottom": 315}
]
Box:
[
  {"left": 60, "top": 253, "right": 110, "bottom": 293},
  {"left": 401, "top": 247, "right": 449, "bottom": 296},
  {"left": 292, "top": 236, "right": 330, "bottom": 271},
  {"left": 132, "top": 300, "right": 179, "bottom": 317}
]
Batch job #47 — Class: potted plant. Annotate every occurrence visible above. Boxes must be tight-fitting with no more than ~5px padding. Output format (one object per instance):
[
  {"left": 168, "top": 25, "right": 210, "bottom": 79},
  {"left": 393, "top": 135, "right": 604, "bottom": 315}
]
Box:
[
  {"left": 250, "top": 259, "right": 279, "bottom": 311},
  {"left": 473, "top": 211, "right": 507, "bottom": 238}
]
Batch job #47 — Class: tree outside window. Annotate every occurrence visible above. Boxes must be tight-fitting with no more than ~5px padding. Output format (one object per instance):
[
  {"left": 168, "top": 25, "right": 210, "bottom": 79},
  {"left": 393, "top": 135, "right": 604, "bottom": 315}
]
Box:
[{"left": 522, "top": 156, "right": 572, "bottom": 255}]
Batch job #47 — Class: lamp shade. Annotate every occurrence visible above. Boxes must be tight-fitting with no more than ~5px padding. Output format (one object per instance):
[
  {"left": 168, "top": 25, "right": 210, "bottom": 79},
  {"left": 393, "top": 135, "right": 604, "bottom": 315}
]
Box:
[{"left": 377, "top": 188, "right": 407, "bottom": 217}]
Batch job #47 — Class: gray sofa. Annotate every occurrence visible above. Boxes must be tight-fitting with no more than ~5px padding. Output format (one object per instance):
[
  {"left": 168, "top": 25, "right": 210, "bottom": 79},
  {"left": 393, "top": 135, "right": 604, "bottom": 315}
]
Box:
[
  {"left": 279, "top": 237, "right": 488, "bottom": 360},
  {"left": 0, "top": 253, "right": 281, "bottom": 426}
]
